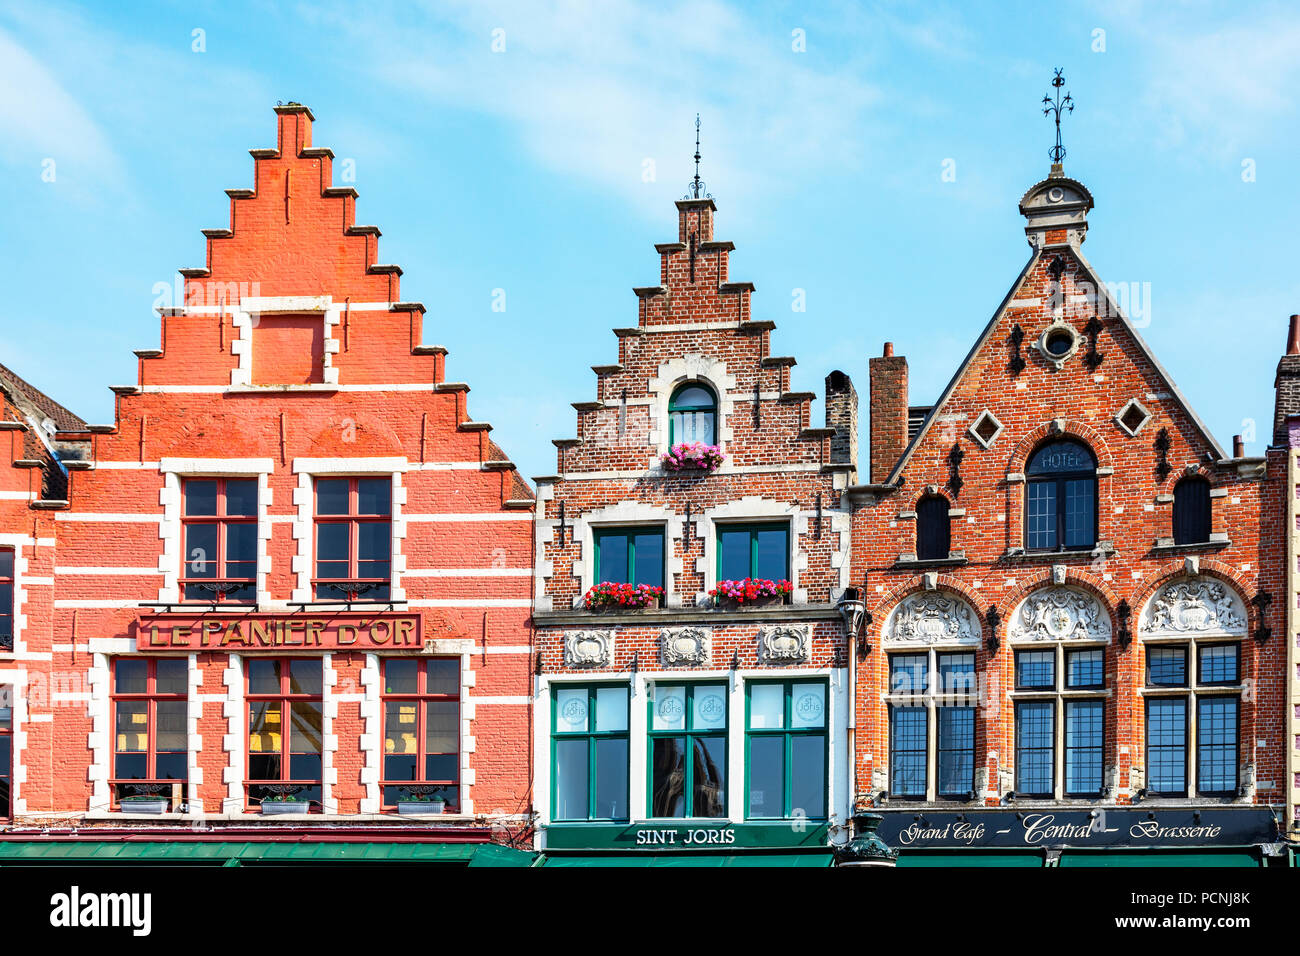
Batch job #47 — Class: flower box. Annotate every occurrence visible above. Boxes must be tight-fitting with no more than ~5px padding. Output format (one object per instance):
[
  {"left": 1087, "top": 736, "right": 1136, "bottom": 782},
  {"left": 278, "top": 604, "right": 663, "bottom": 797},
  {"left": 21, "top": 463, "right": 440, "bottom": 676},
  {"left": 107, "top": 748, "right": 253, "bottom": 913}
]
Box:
[
  {"left": 582, "top": 582, "right": 665, "bottom": 610},
  {"left": 709, "top": 578, "right": 794, "bottom": 607},
  {"left": 261, "top": 800, "right": 310, "bottom": 815},
  {"left": 119, "top": 798, "right": 167, "bottom": 815},
  {"left": 397, "top": 800, "right": 446, "bottom": 816},
  {"left": 660, "top": 442, "right": 725, "bottom": 473}
]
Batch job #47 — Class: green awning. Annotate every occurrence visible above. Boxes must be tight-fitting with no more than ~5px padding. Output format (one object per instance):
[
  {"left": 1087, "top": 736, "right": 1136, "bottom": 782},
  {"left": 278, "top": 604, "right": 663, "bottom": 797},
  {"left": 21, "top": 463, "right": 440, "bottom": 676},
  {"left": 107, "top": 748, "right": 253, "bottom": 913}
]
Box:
[
  {"left": 540, "top": 852, "right": 832, "bottom": 867},
  {"left": 897, "top": 852, "right": 1044, "bottom": 868},
  {"left": 1060, "top": 850, "right": 1263, "bottom": 868},
  {"left": 0, "top": 841, "right": 535, "bottom": 867}
]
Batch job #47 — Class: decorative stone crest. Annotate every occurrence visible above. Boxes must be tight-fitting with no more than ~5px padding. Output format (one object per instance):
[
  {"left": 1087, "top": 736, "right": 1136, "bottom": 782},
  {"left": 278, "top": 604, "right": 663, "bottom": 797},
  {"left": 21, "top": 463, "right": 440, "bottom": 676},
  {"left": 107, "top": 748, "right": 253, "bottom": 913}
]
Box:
[
  {"left": 1140, "top": 577, "right": 1246, "bottom": 637},
  {"left": 660, "top": 627, "right": 710, "bottom": 666},
  {"left": 1009, "top": 586, "right": 1110, "bottom": 642},
  {"left": 886, "top": 592, "right": 979, "bottom": 646},
  {"left": 563, "top": 630, "right": 614, "bottom": 668},
  {"left": 757, "top": 624, "right": 811, "bottom": 664}
]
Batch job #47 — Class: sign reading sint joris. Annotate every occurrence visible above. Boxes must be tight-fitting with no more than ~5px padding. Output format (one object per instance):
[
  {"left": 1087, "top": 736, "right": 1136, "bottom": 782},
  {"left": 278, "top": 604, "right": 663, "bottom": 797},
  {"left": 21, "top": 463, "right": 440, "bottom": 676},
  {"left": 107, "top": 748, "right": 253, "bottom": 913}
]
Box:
[{"left": 134, "top": 614, "right": 422, "bottom": 651}]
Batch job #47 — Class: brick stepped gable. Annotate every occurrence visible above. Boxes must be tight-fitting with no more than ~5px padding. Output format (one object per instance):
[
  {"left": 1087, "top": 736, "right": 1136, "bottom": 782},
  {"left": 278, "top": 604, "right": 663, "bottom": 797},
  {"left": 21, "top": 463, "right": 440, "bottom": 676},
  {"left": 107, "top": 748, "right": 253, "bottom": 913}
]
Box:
[{"left": 554, "top": 197, "right": 833, "bottom": 475}]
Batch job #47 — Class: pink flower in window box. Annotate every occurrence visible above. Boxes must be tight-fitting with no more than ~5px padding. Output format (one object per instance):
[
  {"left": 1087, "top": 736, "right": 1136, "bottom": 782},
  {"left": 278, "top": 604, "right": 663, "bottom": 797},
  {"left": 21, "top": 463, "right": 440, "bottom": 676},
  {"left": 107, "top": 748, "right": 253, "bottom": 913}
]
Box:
[{"left": 659, "top": 442, "right": 725, "bottom": 473}]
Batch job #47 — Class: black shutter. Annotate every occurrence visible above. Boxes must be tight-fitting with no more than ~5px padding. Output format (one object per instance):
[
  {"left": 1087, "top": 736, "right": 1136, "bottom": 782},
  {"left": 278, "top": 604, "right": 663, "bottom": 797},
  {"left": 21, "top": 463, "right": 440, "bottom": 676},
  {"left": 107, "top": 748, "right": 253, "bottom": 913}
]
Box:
[
  {"left": 1173, "top": 478, "right": 1211, "bottom": 545},
  {"left": 916, "top": 497, "right": 951, "bottom": 561}
]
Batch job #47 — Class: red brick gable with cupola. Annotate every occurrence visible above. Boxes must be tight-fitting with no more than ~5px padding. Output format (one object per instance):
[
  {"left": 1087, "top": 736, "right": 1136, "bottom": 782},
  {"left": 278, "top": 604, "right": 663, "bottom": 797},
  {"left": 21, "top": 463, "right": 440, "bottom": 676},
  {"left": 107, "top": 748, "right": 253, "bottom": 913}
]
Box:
[
  {"left": 20, "top": 105, "right": 535, "bottom": 832},
  {"left": 850, "top": 166, "right": 1283, "bottom": 816}
]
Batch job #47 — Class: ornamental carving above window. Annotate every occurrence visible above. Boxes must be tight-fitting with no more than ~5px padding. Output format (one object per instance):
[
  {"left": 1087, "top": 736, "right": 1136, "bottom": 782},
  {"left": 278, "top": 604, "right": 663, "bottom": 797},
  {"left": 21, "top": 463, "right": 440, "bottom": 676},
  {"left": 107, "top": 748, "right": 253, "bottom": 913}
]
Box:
[
  {"left": 1140, "top": 578, "right": 1246, "bottom": 637},
  {"left": 885, "top": 592, "right": 979, "bottom": 646},
  {"left": 660, "top": 627, "right": 710, "bottom": 666},
  {"left": 757, "top": 624, "right": 811, "bottom": 664},
  {"left": 1009, "top": 586, "right": 1110, "bottom": 642},
  {"left": 564, "top": 630, "right": 614, "bottom": 668}
]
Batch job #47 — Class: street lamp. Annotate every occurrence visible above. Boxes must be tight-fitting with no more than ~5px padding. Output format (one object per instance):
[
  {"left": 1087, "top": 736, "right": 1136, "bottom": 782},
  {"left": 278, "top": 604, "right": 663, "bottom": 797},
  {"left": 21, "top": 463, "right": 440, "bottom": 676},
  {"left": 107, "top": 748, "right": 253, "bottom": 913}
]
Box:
[{"left": 837, "top": 587, "right": 872, "bottom": 659}]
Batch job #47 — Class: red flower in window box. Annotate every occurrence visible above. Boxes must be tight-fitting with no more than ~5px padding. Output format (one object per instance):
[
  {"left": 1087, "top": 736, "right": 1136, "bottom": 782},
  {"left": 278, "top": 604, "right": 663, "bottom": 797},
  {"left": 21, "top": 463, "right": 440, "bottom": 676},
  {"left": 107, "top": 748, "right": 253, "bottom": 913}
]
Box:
[
  {"left": 659, "top": 442, "right": 725, "bottom": 473},
  {"left": 709, "top": 578, "right": 793, "bottom": 606},
  {"left": 582, "top": 582, "right": 665, "bottom": 610}
]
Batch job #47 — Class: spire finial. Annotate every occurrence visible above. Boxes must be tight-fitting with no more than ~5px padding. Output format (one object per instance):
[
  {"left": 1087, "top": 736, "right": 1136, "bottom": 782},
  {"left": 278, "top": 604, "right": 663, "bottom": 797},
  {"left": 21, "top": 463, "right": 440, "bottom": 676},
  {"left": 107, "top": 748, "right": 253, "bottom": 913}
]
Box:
[
  {"left": 1041, "top": 68, "right": 1074, "bottom": 167},
  {"left": 685, "top": 114, "right": 711, "bottom": 200}
]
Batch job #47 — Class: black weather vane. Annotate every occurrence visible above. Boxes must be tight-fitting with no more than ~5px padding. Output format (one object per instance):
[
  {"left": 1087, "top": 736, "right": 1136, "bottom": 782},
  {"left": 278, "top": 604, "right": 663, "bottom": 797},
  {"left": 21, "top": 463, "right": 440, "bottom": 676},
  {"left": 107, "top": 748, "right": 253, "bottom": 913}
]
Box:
[
  {"left": 685, "top": 114, "right": 711, "bottom": 199},
  {"left": 1041, "top": 68, "right": 1074, "bottom": 164}
]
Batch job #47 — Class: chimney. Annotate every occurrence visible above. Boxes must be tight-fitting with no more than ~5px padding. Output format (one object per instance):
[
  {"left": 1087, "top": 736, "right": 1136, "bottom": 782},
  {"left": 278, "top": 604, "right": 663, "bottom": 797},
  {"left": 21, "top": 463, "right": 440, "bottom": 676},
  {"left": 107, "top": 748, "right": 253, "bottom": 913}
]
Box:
[
  {"left": 869, "top": 342, "right": 909, "bottom": 483},
  {"left": 1273, "top": 314, "right": 1300, "bottom": 446},
  {"left": 1232, "top": 435, "right": 1244, "bottom": 459},
  {"left": 825, "top": 370, "right": 858, "bottom": 475}
]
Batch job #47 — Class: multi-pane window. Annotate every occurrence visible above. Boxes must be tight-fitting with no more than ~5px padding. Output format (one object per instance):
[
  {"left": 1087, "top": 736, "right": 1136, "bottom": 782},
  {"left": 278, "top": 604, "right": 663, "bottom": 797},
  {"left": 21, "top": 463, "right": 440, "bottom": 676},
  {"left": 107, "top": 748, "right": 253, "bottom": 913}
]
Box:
[
  {"left": 181, "top": 478, "right": 257, "bottom": 603},
  {"left": 887, "top": 651, "right": 976, "bottom": 800},
  {"left": 1173, "top": 476, "right": 1212, "bottom": 546},
  {"left": 718, "top": 523, "right": 789, "bottom": 581},
  {"left": 1012, "top": 645, "right": 1107, "bottom": 798},
  {"left": 314, "top": 477, "right": 392, "bottom": 601},
  {"left": 0, "top": 691, "right": 11, "bottom": 819},
  {"left": 111, "top": 658, "right": 187, "bottom": 809},
  {"left": 916, "top": 496, "right": 951, "bottom": 562},
  {"left": 552, "top": 685, "right": 629, "bottom": 821},
  {"left": 648, "top": 683, "right": 727, "bottom": 818},
  {"left": 247, "top": 659, "right": 322, "bottom": 810},
  {"left": 381, "top": 658, "right": 460, "bottom": 810},
  {"left": 747, "top": 680, "right": 827, "bottom": 819},
  {"left": 594, "top": 527, "right": 665, "bottom": 589},
  {"left": 668, "top": 383, "right": 717, "bottom": 445},
  {"left": 1144, "top": 640, "right": 1242, "bottom": 797},
  {"left": 0, "top": 549, "right": 12, "bottom": 652},
  {"left": 1025, "top": 440, "right": 1097, "bottom": 552}
]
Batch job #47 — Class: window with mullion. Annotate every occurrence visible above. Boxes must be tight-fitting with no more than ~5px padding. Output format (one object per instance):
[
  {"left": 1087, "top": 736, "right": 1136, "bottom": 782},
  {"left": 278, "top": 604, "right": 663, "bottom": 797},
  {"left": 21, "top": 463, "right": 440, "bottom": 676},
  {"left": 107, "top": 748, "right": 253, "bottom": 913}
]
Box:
[
  {"left": 648, "top": 683, "right": 727, "bottom": 818},
  {"left": 668, "top": 383, "right": 717, "bottom": 445},
  {"left": 313, "top": 477, "right": 392, "bottom": 601},
  {"left": 746, "top": 680, "right": 826, "bottom": 820},
  {"left": 1064, "top": 699, "right": 1104, "bottom": 796},
  {"left": 1145, "top": 696, "right": 1188, "bottom": 796},
  {"left": 1024, "top": 440, "right": 1097, "bottom": 552},
  {"left": 0, "top": 692, "right": 12, "bottom": 819},
  {"left": 381, "top": 658, "right": 461, "bottom": 810},
  {"left": 246, "top": 659, "right": 323, "bottom": 810},
  {"left": 111, "top": 658, "right": 188, "bottom": 808},
  {"left": 1015, "top": 700, "right": 1055, "bottom": 797},
  {"left": 552, "top": 684, "right": 629, "bottom": 821},
  {"left": 0, "top": 549, "right": 12, "bottom": 651},
  {"left": 718, "top": 523, "right": 790, "bottom": 582},
  {"left": 1196, "top": 696, "right": 1238, "bottom": 795},
  {"left": 594, "top": 527, "right": 665, "bottom": 589},
  {"left": 181, "top": 478, "right": 258, "bottom": 603},
  {"left": 937, "top": 706, "right": 975, "bottom": 797}
]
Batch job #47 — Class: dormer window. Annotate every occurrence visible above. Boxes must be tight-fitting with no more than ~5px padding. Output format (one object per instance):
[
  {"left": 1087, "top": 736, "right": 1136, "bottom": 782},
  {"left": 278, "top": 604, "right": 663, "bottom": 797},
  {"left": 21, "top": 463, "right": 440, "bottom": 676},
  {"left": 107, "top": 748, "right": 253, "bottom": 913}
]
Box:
[
  {"left": 1025, "top": 440, "right": 1097, "bottom": 552},
  {"left": 1172, "top": 476, "right": 1211, "bottom": 545},
  {"left": 668, "top": 383, "right": 716, "bottom": 445}
]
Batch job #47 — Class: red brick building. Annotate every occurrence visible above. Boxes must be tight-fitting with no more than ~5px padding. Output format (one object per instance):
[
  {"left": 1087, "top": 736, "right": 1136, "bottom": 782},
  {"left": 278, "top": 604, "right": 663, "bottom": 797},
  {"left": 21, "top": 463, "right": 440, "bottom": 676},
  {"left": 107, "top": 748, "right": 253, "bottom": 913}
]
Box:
[
  {"left": 0, "top": 106, "right": 535, "bottom": 866},
  {"left": 851, "top": 162, "right": 1286, "bottom": 866},
  {"left": 529, "top": 190, "right": 856, "bottom": 865}
]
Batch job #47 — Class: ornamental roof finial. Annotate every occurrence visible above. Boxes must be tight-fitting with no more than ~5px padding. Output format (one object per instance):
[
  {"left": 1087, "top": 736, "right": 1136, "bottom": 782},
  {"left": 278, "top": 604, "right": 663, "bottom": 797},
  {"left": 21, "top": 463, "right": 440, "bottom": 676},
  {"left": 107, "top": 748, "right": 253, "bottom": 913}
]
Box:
[
  {"left": 1041, "top": 68, "right": 1074, "bottom": 170},
  {"left": 685, "top": 114, "right": 711, "bottom": 200}
]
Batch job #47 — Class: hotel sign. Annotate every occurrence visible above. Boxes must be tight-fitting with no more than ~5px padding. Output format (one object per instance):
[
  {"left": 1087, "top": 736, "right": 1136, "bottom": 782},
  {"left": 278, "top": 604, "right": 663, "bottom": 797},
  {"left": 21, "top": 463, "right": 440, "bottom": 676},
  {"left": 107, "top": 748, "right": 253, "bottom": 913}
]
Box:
[
  {"left": 875, "top": 808, "right": 1278, "bottom": 849},
  {"left": 134, "top": 613, "right": 423, "bottom": 652}
]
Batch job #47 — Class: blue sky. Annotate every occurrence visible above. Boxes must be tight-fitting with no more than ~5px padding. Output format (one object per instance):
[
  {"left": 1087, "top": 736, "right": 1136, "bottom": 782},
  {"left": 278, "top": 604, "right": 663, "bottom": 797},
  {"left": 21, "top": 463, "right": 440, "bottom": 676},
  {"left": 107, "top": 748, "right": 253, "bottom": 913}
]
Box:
[{"left": 2, "top": 1, "right": 1298, "bottom": 479}]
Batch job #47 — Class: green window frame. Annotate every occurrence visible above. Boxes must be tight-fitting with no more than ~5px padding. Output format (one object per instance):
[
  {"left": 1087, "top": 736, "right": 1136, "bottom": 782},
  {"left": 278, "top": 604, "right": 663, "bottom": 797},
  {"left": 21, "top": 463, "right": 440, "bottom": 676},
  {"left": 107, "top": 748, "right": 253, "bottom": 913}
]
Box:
[
  {"left": 551, "top": 684, "right": 630, "bottom": 822},
  {"left": 668, "top": 382, "right": 717, "bottom": 445},
  {"left": 647, "top": 683, "right": 728, "bottom": 819},
  {"left": 744, "top": 679, "right": 828, "bottom": 820},
  {"left": 593, "top": 526, "right": 665, "bottom": 589},
  {"left": 716, "top": 522, "right": 790, "bottom": 582}
]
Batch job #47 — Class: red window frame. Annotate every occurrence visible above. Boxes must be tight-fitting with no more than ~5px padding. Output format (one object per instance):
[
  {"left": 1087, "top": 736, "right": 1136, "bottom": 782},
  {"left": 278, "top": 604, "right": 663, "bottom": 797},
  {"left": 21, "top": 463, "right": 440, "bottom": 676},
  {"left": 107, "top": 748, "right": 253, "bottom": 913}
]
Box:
[
  {"left": 312, "top": 476, "right": 392, "bottom": 601},
  {"left": 110, "top": 658, "right": 188, "bottom": 810},
  {"left": 179, "top": 477, "right": 258, "bottom": 603},
  {"left": 245, "top": 658, "right": 323, "bottom": 812},
  {"left": 0, "top": 548, "right": 13, "bottom": 651},
  {"left": 380, "top": 658, "right": 461, "bottom": 811},
  {"left": 0, "top": 689, "right": 11, "bottom": 820}
]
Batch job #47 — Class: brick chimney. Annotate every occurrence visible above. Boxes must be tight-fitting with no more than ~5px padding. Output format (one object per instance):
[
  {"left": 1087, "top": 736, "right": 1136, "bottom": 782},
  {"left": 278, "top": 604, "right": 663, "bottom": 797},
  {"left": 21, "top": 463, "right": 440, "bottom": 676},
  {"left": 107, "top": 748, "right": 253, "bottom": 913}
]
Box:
[
  {"left": 825, "top": 370, "right": 858, "bottom": 474},
  {"left": 869, "top": 343, "right": 909, "bottom": 483},
  {"left": 1273, "top": 314, "right": 1300, "bottom": 445}
]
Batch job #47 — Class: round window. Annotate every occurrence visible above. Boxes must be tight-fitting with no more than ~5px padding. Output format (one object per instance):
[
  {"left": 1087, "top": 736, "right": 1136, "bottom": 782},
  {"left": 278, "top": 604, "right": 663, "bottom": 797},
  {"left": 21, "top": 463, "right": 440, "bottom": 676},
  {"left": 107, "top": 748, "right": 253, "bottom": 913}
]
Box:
[{"left": 1045, "top": 329, "right": 1074, "bottom": 357}]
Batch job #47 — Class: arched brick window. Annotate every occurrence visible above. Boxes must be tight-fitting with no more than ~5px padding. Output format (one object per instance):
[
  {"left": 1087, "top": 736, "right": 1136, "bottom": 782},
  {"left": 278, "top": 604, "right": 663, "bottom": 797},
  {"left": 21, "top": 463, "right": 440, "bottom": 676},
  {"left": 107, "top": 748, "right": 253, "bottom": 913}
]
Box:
[
  {"left": 1025, "top": 439, "right": 1097, "bottom": 552},
  {"left": 668, "top": 383, "right": 716, "bottom": 445},
  {"left": 1172, "top": 476, "right": 1211, "bottom": 545},
  {"left": 916, "top": 496, "right": 950, "bottom": 561}
]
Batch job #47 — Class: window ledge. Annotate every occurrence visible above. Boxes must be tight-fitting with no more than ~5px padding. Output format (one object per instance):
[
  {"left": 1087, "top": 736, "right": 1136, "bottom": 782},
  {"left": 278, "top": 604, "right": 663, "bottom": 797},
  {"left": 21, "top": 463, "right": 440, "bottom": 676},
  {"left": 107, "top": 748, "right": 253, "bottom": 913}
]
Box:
[
  {"left": 1149, "top": 539, "right": 1230, "bottom": 553},
  {"left": 1005, "top": 542, "right": 1115, "bottom": 561},
  {"left": 893, "top": 553, "right": 967, "bottom": 570},
  {"left": 534, "top": 603, "right": 843, "bottom": 626},
  {"left": 225, "top": 384, "right": 340, "bottom": 394}
]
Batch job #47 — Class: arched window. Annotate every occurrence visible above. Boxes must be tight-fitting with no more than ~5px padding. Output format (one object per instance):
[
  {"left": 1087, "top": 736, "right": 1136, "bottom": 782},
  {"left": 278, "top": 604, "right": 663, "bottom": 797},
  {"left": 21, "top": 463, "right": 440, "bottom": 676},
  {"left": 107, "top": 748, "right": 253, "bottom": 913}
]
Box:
[
  {"left": 668, "top": 383, "right": 717, "bottom": 445},
  {"left": 916, "top": 496, "right": 950, "bottom": 561},
  {"left": 1172, "top": 476, "right": 1212, "bottom": 545},
  {"left": 1025, "top": 440, "right": 1097, "bottom": 552}
]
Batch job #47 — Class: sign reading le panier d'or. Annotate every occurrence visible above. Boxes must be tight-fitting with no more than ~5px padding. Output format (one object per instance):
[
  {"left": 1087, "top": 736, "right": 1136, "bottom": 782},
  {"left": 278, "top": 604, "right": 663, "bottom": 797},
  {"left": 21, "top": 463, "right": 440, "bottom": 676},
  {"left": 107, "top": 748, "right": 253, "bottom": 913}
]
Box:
[{"left": 135, "top": 614, "right": 423, "bottom": 652}]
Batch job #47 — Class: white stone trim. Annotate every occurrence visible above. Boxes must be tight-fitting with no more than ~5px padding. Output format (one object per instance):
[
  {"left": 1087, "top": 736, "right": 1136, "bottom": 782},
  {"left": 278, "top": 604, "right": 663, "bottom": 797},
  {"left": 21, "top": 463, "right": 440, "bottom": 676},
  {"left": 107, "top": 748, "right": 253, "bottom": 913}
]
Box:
[
  {"left": 646, "top": 353, "right": 737, "bottom": 462},
  {"left": 292, "top": 457, "right": 409, "bottom": 474},
  {"left": 0, "top": 542, "right": 32, "bottom": 656},
  {"left": 186, "top": 653, "right": 202, "bottom": 807},
  {"left": 158, "top": 458, "right": 275, "bottom": 474},
  {"left": 0, "top": 669, "right": 28, "bottom": 814},
  {"left": 321, "top": 653, "right": 338, "bottom": 811},
  {"left": 221, "top": 655, "right": 246, "bottom": 812},
  {"left": 358, "top": 654, "right": 381, "bottom": 812},
  {"left": 87, "top": 655, "right": 109, "bottom": 812},
  {"left": 232, "top": 295, "right": 341, "bottom": 388}
]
